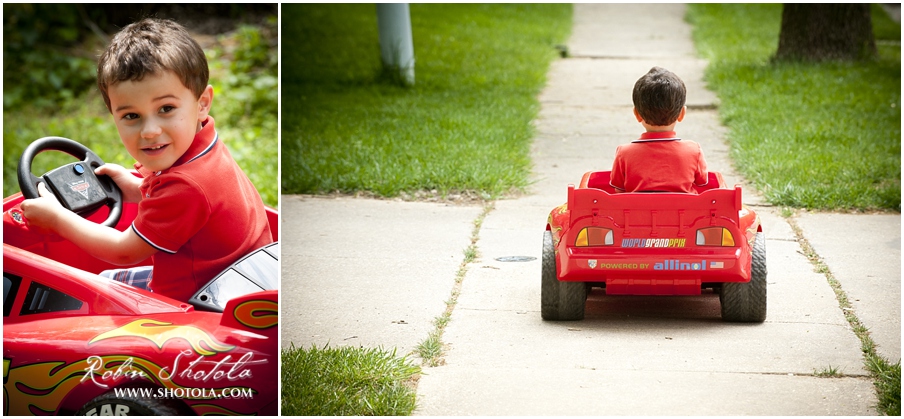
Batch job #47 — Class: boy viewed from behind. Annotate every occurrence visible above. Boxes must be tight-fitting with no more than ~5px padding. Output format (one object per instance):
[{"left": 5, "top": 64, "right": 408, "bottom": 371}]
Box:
[{"left": 610, "top": 66, "right": 708, "bottom": 193}]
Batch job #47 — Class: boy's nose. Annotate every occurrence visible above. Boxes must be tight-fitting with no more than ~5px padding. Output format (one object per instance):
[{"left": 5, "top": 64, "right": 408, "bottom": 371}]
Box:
[{"left": 140, "top": 121, "right": 162, "bottom": 138}]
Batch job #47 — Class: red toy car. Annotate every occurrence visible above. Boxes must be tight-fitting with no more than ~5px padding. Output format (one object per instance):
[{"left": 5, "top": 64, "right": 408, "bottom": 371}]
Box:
[
  {"left": 3, "top": 137, "right": 279, "bottom": 415},
  {"left": 543, "top": 171, "right": 766, "bottom": 322}
]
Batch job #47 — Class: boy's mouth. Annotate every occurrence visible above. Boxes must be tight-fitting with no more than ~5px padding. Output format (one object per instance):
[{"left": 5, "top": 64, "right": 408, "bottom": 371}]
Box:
[{"left": 142, "top": 144, "right": 169, "bottom": 156}]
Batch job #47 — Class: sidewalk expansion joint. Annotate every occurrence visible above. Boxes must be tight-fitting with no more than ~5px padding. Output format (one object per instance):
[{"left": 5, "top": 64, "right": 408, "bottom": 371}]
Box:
[
  {"left": 566, "top": 54, "right": 701, "bottom": 61},
  {"left": 753, "top": 371, "right": 872, "bottom": 379},
  {"left": 457, "top": 307, "right": 533, "bottom": 314},
  {"left": 573, "top": 368, "right": 871, "bottom": 379},
  {"left": 414, "top": 201, "right": 496, "bottom": 368},
  {"left": 685, "top": 103, "right": 719, "bottom": 111},
  {"left": 765, "top": 319, "right": 858, "bottom": 326},
  {"left": 566, "top": 54, "right": 637, "bottom": 60}
]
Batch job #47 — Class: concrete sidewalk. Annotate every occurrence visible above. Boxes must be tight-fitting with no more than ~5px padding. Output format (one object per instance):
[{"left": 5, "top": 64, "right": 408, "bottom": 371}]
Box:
[
  {"left": 282, "top": 4, "right": 898, "bottom": 415},
  {"left": 281, "top": 195, "right": 481, "bottom": 354}
]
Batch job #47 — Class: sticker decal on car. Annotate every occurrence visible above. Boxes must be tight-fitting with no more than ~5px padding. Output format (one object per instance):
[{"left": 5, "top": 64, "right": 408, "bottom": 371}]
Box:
[
  {"left": 589, "top": 262, "right": 649, "bottom": 269},
  {"left": 653, "top": 259, "right": 708, "bottom": 271},
  {"left": 622, "top": 238, "right": 686, "bottom": 248},
  {"left": 8, "top": 209, "right": 25, "bottom": 224},
  {"left": 233, "top": 299, "right": 278, "bottom": 329},
  {"left": 69, "top": 180, "right": 90, "bottom": 199}
]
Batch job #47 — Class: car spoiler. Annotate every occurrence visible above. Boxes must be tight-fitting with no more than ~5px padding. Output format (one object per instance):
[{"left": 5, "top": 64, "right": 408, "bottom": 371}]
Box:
[{"left": 567, "top": 171, "right": 741, "bottom": 233}]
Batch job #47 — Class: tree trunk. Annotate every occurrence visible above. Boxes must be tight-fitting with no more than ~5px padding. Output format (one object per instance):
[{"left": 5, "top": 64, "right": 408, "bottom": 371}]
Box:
[{"left": 775, "top": 4, "right": 877, "bottom": 62}]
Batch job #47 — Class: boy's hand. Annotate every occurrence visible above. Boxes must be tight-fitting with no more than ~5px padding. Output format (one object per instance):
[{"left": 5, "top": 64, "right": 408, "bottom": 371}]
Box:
[
  {"left": 20, "top": 182, "right": 65, "bottom": 233},
  {"left": 95, "top": 163, "right": 143, "bottom": 203}
]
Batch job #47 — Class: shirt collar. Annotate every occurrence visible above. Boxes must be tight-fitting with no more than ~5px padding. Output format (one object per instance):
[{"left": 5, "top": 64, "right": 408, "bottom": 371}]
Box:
[{"left": 633, "top": 131, "right": 681, "bottom": 143}]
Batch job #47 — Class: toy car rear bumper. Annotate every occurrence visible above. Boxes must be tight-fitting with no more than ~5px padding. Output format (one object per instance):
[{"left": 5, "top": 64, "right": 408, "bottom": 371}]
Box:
[{"left": 556, "top": 247, "right": 750, "bottom": 295}]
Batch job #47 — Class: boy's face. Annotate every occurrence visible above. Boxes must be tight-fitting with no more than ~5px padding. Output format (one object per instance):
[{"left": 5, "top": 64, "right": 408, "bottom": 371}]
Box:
[{"left": 107, "top": 71, "right": 212, "bottom": 173}]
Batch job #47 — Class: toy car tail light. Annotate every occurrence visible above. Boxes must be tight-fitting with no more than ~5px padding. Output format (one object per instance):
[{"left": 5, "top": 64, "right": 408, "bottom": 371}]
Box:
[
  {"left": 696, "top": 227, "right": 735, "bottom": 246},
  {"left": 575, "top": 227, "right": 613, "bottom": 247}
]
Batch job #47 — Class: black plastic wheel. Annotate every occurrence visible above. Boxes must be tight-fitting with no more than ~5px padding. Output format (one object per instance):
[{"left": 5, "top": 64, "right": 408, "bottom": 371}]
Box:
[
  {"left": 541, "top": 230, "right": 587, "bottom": 321},
  {"left": 720, "top": 232, "right": 767, "bottom": 322},
  {"left": 17, "top": 136, "right": 122, "bottom": 227}
]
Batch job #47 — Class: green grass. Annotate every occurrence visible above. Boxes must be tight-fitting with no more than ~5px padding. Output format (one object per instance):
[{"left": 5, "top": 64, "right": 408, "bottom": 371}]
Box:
[
  {"left": 687, "top": 4, "right": 900, "bottom": 211},
  {"left": 416, "top": 331, "right": 444, "bottom": 367},
  {"left": 813, "top": 365, "right": 843, "bottom": 378},
  {"left": 281, "top": 344, "right": 421, "bottom": 416},
  {"left": 867, "top": 354, "right": 902, "bottom": 416},
  {"left": 281, "top": 4, "right": 572, "bottom": 197},
  {"left": 3, "top": 20, "right": 278, "bottom": 208}
]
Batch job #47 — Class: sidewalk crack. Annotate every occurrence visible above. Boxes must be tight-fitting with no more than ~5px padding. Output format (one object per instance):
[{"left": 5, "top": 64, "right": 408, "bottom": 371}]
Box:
[{"left": 415, "top": 202, "right": 496, "bottom": 367}]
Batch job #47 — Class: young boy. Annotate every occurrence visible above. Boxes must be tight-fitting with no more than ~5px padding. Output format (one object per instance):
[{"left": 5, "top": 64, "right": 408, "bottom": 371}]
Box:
[
  {"left": 609, "top": 66, "right": 708, "bottom": 193},
  {"left": 20, "top": 18, "right": 273, "bottom": 302}
]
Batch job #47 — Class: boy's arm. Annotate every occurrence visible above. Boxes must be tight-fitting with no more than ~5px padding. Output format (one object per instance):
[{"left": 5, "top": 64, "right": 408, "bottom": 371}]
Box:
[
  {"left": 609, "top": 146, "right": 627, "bottom": 192},
  {"left": 20, "top": 183, "right": 157, "bottom": 265},
  {"left": 694, "top": 144, "right": 708, "bottom": 186}
]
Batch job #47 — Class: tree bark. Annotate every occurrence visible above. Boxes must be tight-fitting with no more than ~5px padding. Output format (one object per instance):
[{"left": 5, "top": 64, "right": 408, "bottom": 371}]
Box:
[{"left": 775, "top": 4, "right": 877, "bottom": 62}]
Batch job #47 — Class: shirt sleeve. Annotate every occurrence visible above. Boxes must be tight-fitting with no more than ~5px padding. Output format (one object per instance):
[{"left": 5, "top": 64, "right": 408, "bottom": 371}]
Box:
[
  {"left": 132, "top": 175, "right": 210, "bottom": 254},
  {"left": 610, "top": 146, "right": 626, "bottom": 191}
]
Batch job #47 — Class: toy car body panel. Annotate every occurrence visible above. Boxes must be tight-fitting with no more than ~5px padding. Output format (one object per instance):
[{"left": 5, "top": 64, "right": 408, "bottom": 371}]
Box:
[
  {"left": 3, "top": 195, "right": 279, "bottom": 415},
  {"left": 3, "top": 292, "right": 278, "bottom": 415},
  {"left": 546, "top": 171, "right": 761, "bottom": 296}
]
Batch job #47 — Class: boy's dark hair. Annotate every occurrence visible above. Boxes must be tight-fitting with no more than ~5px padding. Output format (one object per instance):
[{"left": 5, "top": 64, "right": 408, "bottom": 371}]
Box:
[
  {"left": 632, "top": 66, "right": 686, "bottom": 126},
  {"left": 97, "top": 18, "right": 209, "bottom": 112}
]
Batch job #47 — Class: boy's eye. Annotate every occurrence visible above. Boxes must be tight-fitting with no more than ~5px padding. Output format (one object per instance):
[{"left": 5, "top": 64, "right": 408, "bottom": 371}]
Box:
[
  {"left": 159, "top": 105, "right": 176, "bottom": 113},
  {"left": 123, "top": 113, "right": 139, "bottom": 120}
]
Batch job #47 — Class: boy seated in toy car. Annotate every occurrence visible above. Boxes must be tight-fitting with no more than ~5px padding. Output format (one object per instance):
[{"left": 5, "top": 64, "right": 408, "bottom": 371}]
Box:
[
  {"left": 609, "top": 67, "right": 708, "bottom": 193},
  {"left": 20, "top": 18, "right": 273, "bottom": 302}
]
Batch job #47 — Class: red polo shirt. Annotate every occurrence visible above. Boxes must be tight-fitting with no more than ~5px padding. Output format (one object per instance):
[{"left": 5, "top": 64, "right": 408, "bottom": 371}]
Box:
[
  {"left": 132, "top": 116, "right": 272, "bottom": 302},
  {"left": 609, "top": 131, "right": 708, "bottom": 193}
]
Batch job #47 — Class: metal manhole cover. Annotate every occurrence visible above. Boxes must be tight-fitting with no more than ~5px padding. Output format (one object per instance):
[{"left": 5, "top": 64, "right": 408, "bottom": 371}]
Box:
[{"left": 495, "top": 256, "right": 536, "bottom": 262}]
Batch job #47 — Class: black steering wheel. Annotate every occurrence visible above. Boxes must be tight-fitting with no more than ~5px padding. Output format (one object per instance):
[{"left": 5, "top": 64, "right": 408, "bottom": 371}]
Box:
[{"left": 17, "top": 137, "right": 123, "bottom": 227}]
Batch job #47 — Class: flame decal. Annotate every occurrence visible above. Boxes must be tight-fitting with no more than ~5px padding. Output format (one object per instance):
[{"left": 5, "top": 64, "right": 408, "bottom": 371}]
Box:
[
  {"left": 89, "top": 319, "right": 234, "bottom": 356},
  {"left": 746, "top": 215, "right": 762, "bottom": 254},
  {"left": 234, "top": 300, "right": 278, "bottom": 329},
  {"left": 3, "top": 360, "right": 87, "bottom": 416},
  {"left": 548, "top": 203, "right": 569, "bottom": 250},
  {"left": 190, "top": 403, "right": 251, "bottom": 415}
]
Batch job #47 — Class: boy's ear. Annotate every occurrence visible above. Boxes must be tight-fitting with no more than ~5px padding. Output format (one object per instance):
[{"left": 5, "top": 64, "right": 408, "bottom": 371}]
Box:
[
  {"left": 632, "top": 107, "right": 644, "bottom": 123},
  {"left": 197, "top": 85, "right": 214, "bottom": 120},
  {"left": 676, "top": 106, "right": 687, "bottom": 122}
]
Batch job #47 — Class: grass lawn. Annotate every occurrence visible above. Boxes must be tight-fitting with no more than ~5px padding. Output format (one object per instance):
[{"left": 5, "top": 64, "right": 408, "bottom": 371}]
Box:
[
  {"left": 3, "top": 20, "right": 278, "bottom": 208},
  {"left": 281, "top": 4, "right": 572, "bottom": 198},
  {"left": 687, "top": 4, "right": 900, "bottom": 212},
  {"left": 281, "top": 344, "right": 421, "bottom": 416}
]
